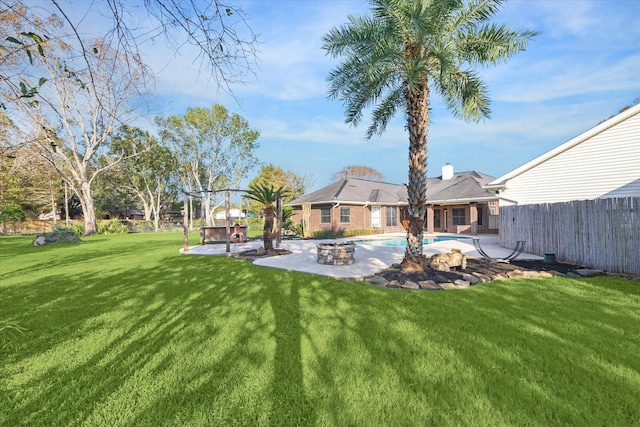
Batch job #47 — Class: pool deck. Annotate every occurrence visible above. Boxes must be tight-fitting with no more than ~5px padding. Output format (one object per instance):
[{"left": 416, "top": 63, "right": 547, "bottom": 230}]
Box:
[{"left": 180, "top": 233, "right": 542, "bottom": 280}]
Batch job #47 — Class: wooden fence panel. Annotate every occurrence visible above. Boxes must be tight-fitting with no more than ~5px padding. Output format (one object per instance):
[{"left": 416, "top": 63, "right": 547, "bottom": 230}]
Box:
[{"left": 500, "top": 197, "right": 639, "bottom": 275}]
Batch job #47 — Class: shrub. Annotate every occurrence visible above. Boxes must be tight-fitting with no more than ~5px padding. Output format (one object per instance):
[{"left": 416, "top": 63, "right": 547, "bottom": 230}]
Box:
[
  {"left": 97, "top": 219, "right": 130, "bottom": 234},
  {"left": 71, "top": 223, "right": 85, "bottom": 237},
  {"left": 342, "top": 229, "right": 380, "bottom": 238},
  {"left": 55, "top": 225, "right": 83, "bottom": 238},
  {"left": 0, "top": 204, "right": 26, "bottom": 222},
  {"left": 248, "top": 216, "right": 264, "bottom": 231},
  {"left": 137, "top": 220, "right": 155, "bottom": 233},
  {"left": 289, "top": 224, "right": 303, "bottom": 236},
  {"left": 36, "top": 228, "right": 81, "bottom": 244}
]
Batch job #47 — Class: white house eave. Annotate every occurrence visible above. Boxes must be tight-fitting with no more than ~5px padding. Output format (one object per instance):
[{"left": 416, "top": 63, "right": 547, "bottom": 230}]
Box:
[
  {"left": 287, "top": 199, "right": 406, "bottom": 207},
  {"left": 487, "top": 102, "right": 640, "bottom": 186},
  {"left": 426, "top": 196, "right": 499, "bottom": 205},
  {"left": 482, "top": 183, "right": 506, "bottom": 191}
]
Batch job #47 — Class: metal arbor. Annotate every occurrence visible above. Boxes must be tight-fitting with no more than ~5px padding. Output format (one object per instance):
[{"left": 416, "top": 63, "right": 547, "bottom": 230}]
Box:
[
  {"left": 182, "top": 188, "right": 245, "bottom": 253},
  {"left": 181, "top": 188, "right": 284, "bottom": 253}
]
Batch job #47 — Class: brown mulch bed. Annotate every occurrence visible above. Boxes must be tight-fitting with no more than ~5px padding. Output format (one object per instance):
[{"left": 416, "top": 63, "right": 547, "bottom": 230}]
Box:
[
  {"left": 508, "top": 259, "right": 585, "bottom": 274},
  {"left": 377, "top": 258, "right": 584, "bottom": 284}
]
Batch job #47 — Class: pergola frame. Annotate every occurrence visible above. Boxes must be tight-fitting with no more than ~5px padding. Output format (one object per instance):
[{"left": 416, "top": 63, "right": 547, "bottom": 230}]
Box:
[
  {"left": 181, "top": 188, "right": 284, "bottom": 253},
  {"left": 182, "top": 188, "right": 245, "bottom": 253}
]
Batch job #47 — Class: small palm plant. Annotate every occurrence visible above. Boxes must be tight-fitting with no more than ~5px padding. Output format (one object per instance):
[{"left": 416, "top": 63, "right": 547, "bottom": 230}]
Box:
[{"left": 244, "top": 183, "right": 286, "bottom": 252}]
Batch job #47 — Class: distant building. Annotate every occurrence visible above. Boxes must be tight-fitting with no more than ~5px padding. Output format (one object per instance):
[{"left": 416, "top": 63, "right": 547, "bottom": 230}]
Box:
[{"left": 214, "top": 209, "right": 245, "bottom": 220}]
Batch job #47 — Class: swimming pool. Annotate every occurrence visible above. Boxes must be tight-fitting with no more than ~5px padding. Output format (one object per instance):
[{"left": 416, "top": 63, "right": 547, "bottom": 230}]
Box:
[{"left": 354, "top": 235, "right": 470, "bottom": 247}]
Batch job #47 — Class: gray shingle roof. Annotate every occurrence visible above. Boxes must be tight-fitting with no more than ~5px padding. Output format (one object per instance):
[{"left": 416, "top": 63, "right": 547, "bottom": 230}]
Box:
[
  {"left": 426, "top": 171, "right": 496, "bottom": 202},
  {"left": 288, "top": 178, "right": 407, "bottom": 206},
  {"left": 288, "top": 172, "right": 497, "bottom": 206}
]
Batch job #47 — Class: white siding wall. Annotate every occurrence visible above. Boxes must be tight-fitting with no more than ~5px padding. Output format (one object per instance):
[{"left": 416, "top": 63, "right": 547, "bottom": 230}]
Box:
[{"left": 501, "top": 111, "right": 640, "bottom": 204}]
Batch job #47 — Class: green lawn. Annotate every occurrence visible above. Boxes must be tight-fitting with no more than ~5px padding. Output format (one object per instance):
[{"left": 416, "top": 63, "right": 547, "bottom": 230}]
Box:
[{"left": 1, "top": 233, "right": 639, "bottom": 426}]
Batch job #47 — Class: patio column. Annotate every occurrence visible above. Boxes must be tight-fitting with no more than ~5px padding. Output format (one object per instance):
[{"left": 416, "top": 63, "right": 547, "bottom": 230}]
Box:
[
  {"left": 425, "top": 205, "right": 434, "bottom": 233},
  {"left": 470, "top": 202, "right": 478, "bottom": 236}
]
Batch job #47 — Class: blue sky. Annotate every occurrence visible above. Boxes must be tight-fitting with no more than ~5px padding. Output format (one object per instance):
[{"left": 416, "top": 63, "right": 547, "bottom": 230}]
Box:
[{"left": 100, "top": 1, "right": 640, "bottom": 192}]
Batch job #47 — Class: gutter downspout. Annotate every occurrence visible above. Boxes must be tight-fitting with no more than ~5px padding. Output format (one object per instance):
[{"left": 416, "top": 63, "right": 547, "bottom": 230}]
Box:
[{"left": 363, "top": 201, "right": 369, "bottom": 231}]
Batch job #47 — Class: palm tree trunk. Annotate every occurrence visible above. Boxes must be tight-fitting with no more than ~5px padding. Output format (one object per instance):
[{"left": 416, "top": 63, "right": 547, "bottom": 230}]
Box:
[
  {"left": 403, "top": 78, "right": 429, "bottom": 268},
  {"left": 263, "top": 205, "right": 275, "bottom": 251}
]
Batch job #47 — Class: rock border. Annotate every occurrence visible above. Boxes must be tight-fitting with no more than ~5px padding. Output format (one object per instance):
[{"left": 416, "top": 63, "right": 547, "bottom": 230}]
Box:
[{"left": 361, "top": 258, "right": 636, "bottom": 290}]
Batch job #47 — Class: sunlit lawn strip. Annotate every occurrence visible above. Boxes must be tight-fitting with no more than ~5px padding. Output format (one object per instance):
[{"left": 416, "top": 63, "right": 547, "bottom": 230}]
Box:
[{"left": 1, "top": 233, "right": 639, "bottom": 426}]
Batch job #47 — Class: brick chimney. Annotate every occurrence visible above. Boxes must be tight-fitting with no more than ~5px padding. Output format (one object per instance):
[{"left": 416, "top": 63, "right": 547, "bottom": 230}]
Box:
[{"left": 442, "top": 163, "right": 454, "bottom": 180}]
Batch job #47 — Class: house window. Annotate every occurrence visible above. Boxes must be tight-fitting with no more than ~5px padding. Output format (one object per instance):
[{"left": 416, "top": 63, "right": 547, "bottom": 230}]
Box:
[
  {"left": 386, "top": 206, "right": 397, "bottom": 227},
  {"left": 452, "top": 208, "right": 466, "bottom": 226},
  {"left": 320, "top": 208, "right": 331, "bottom": 224},
  {"left": 371, "top": 206, "right": 381, "bottom": 228},
  {"left": 340, "top": 207, "right": 350, "bottom": 223},
  {"left": 477, "top": 207, "right": 483, "bottom": 226},
  {"left": 433, "top": 209, "right": 441, "bottom": 228}
]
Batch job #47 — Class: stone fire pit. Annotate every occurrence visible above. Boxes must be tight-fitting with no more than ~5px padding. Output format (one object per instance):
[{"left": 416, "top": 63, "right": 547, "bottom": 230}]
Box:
[{"left": 317, "top": 242, "right": 356, "bottom": 265}]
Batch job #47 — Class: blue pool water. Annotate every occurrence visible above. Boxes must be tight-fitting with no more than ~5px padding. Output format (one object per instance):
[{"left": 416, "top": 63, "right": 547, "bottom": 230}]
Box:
[{"left": 354, "top": 236, "right": 470, "bottom": 247}]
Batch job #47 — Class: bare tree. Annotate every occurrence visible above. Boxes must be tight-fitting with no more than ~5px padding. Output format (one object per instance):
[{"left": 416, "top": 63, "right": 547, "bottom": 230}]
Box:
[
  {"left": 331, "top": 165, "right": 384, "bottom": 182},
  {"left": 103, "top": 0, "right": 258, "bottom": 92},
  {"left": 1, "top": 5, "right": 148, "bottom": 234},
  {"left": 1, "top": 0, "right": 258, "bottom": 98}
]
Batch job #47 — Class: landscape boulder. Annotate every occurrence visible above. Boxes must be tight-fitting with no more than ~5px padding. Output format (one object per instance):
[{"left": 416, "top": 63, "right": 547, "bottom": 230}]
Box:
[
  {"left": 428, "top": 248, "right": 467, "bottom": 272},
  {"left": 32, "top": 230, "right": 80, "bottom": 246}
]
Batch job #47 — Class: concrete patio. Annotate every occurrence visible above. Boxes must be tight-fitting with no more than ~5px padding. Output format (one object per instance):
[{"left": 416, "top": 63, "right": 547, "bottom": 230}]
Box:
[{"left": 180, "top": 233, "right": 542, "bottom": 280}]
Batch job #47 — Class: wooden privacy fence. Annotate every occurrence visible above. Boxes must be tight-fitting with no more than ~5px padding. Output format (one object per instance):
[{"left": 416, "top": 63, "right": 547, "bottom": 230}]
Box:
[{"left": 500, "top": 197, "right": 639, "bottom": 276}]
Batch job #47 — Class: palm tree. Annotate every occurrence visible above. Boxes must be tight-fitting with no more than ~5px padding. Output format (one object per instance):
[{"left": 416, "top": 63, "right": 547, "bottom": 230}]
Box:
[
  {"left": 244, "top": 183, "right": 285, "bottom": 252},
  {"left": 323, "top": 0, "right": 538, "bottom": 270}
]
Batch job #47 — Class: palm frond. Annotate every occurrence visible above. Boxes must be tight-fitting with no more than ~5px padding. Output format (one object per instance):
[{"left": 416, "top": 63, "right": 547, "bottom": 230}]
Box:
[
  {"left": 366, "top": 84, "right": 405, "bottom": 138},
  {"left": 454, "top": 0, "right": 505, "bottom": 29},
  {"left": 458, "top": 23, "right": 540, "bottom": 64},
  {"left": 324, "top": 0, "right": 535, "bottom": 129},
  {"left": 436, "top": 69, "right": 490, "bottom": 122},
  {"left": 325, "top": 16, "right": 405, "bottom": 132},
  {"left": 244, "top": 182, "right": 286, "bottom": 206}
]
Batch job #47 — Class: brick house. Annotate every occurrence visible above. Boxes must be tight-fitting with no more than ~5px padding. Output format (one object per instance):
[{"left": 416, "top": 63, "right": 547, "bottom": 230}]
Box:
[{"left": 288, "top": 164, "right": 500, "bottom": 235}]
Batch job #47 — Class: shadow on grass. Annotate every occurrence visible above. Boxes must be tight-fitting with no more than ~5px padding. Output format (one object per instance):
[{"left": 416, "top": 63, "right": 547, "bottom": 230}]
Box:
[
  {"left": 1, "top": 235, "right": 319, "bottom": 425},
  {"left": 1, "top": 234, "right": 639, "bottom": 425},
  {"left": 294, "top": 275, "right": 640, "bottom": 425}
]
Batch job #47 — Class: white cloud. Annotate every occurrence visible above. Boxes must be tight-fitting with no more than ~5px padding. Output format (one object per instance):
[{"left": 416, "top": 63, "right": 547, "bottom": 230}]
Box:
[
  {"left": 488, "top": 53, "right": 640, "bottom": 103},
  {"left": 64, "top": 0, "right": 640, "bottom": 186},
  {"left": 537, "top": 1, "right": 596, "bottom": 36}
]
